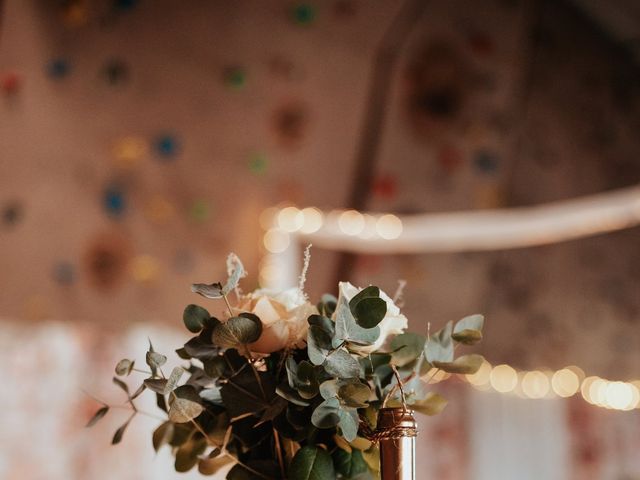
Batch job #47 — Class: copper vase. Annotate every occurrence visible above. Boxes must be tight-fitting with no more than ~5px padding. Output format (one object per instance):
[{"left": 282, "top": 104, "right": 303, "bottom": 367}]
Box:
[{"left": 377, "top": 407, "right": 417, "bottom": 480}]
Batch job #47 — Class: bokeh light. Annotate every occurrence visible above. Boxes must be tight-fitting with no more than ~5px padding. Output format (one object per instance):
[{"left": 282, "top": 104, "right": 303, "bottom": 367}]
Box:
[
  {"left": 551, "top": 368, "right": 580, "bottom": 397},
  {"left": 522, "top": 371, "right": 550, "bottom": 399},
  {"left": 376, "top": 214, "right": 403, "bottom": 239},
  {"left": 300, "top": 207, "right": 323, "bottom": 234},
  {"left": 263, "top": 228, "right": 290, "bottom": 253},
  {"left": 278, "top": 206, "right": 304, "bottom": 232},
  {"left": 338, "top": 210, "right": 365, "bottom": 236},
  {"left": 490, "top": 364, "right": 518, "bottom": 393}
]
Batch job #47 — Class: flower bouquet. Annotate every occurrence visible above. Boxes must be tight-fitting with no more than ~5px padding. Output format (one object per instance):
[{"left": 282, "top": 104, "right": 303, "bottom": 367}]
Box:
[{"left": 88, "top": 252, "right": 485, "bottom": 479}]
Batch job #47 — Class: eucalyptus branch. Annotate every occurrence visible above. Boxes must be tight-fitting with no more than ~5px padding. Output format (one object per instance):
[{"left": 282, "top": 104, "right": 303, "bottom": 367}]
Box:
[
  {"left": 273, "top": 427, "right": 287, "bottom": 479},
  {"left": 221, "top": 292, "right": 235, "bottom": 318},
  {"left": 243, "top": 346, "right": 267, "bottom": 400}
]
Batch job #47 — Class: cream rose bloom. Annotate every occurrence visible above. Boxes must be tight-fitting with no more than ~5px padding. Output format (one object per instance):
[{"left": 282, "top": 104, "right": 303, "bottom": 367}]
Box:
[
  {"left": 336, "top": 281, "right": 408, "bottom": 354},
  {"left": 238, "top": 288, "right": 316, "bottom": 354}
]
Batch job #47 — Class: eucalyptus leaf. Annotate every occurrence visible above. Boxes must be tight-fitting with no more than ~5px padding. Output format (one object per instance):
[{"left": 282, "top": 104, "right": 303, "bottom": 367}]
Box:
[
  {"left": 311, "top": 398, "right": 341, "bottom": 429},
  {"left": 165, "top": 366, "right": 185, "bottom": 394},
  {"left": 183, "top": 304, "right": 210, "bottom": 333},
  {"left": 361, "top": 445, "right": 380, "bottom": 474},
  {"left": 198, "top": 455, "right": 234, "bottom": 476},
  {"left": 169, "top": 397, "right": 204, "bottom": 423},
  {"left": 145, "top": 340, "right": 167, "bottom": 375},
  {"left": 86, "top": 406, "right": 109, "bottom": 427},
  {"left": 348, "top": 286, "right": 379, "bottom": 310},
  {"left": 190, "top": 282, "right": 223, "bottom": 299},
  {"left": 307, "top": 325, "right": 332, "bottom": 365},
  {"left": 203, "top": 356, "right": 226, "bottom": 378},
  {"left": 307, "top": 314, "right": 335, "bottom": 335},
  {"left": 286, "top": 357, "right": 319, "bottom": 399},
  {"left": 112, "top": 376, "right": 129, "bottom": 395},
  {"left": 390, "top": 333, "right": 426, "bottom": 367},
  {"left": 452, "top": 314, "right": 484, "bottom": 345},
  {"left": 152, "top": 421, "right": 174, "bottom": 452},
  {"left": 353, "top": 297, "right": 387, "bottom": 329},
  {"left": 276, "top": 384, "right": 311, "bottom": 407},
  {"left": 176, "top": 347, "right": 191, "bottom": 360},
  {"left": 338, "top": 381, "right": 371, "bottom": 408},
  {"left": 115, "top": 359, "right": 134, "bottom": 376},
  {"left": 130, "top": 384, "right": 146, "bottom": 400},
  {"left": 319, "top": 379, "right": 340, "bottom": 400},
  {"left": 324, "top": 348, "right": 361, "bottom": 378},
  {"left": 144, "top": 378, "right": 168, "bottom": 394},
  {"left": 212, "top": 314, "right": 262, "bottom": 348},
  {"left": 334, "top": 295, "right": 380, "bottom": 347},
  {"left": 175, "top": 437, "right": 207, "bottom": 472},
  {"left": 432, "top": 354, "right": 484, "bottom": 374},
  {"left": 183, "top": 336, "right": 219, "bottom": 360},
  {"left": 317, "top": 294, "right": 338, "bottom": 317},
  {"left": 388, "top": 392, "right": 448, "bottom": 416},
  {"left": 112, "top": 416, "right": 133, "bottom": 445},
  {"left": 333, "top": 447, "right": 368, "bottom": 478},
  {"left": 288, "top": 446, "right": 336, "bottom": 480},
  {"left": 424, "top": 321, "right": 453, "bottom": 363},
  {"left": 413, "top": 392, "right": 448, "bottom": 416},
  {"left": 338, "top": 407, "right": 359, "bottom": 442},
  {"left": 147, "top": 351, "right": 167, "bottom": 369},
  {"left": 169, "top": 385, "right": 204, "bottom": 423}
]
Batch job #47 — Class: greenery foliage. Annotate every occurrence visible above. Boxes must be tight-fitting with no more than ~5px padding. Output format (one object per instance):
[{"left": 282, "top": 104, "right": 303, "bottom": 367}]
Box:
[{"left": 87, "top": 254, "right": 485, "bottom": 479}]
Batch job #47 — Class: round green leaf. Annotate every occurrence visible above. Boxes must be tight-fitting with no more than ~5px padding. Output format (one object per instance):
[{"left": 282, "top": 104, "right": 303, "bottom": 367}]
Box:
[
  {"left": 198, "top": 455, "right": 234, "bottom": 476},
  {"left": 333, "top": 448, "right": 368, "bottom": 478},
  {"left": 175, "top": 437, "right": 207, "bottom": 472},
  {"left": 169, "top": 385, "right": 205, "bottom": 423},
  {"left": 311, "top": 398, "right": 341, "bottom": 428},
  {"left": 390, "top": 333, "right": 426, "bottom": 367},
  {"left": 324, "top": 348, "right": 360, "bottom": 378},
  {"left": 152, "top": 421, "right": 174, "bottom": 452},
  {"left": 115, "top": 359, "right": 134, "bottom": 376},
  {"left": 432, "top": 354, "right": 484, "bottom": 375},
  {"left": 353, "top": 297, "right": 387, "bottom": 329},
  {"left": 211, "top": 314, "right": 262, "bottom": 348},
  {"left": 288, "top": 446, "right": 336, "bottom": 480},
  {"left": 338, "top": 381, "right": 370, "bottom": 408},
  {"left": 183, "top": 304, "right": 210, "bottom": 333}
]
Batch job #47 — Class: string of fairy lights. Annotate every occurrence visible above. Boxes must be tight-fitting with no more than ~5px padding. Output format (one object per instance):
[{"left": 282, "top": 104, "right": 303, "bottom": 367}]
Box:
[{"left": 259, "top": 204, "right": 640, "bottom": 412}]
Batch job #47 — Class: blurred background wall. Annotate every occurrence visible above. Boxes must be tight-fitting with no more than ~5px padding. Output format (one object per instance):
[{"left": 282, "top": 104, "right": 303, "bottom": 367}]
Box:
[{"left": 1, "top": 0, "right": 639, "bottom": 479}]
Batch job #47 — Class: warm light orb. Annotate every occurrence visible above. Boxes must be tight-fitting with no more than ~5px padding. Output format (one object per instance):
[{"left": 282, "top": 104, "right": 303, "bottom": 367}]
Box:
[
  {"left": 358, "top": 214, "right": 378, "bottom": 239},
  {"left": 338, "top": 210, "right": 365, "bottom": 235},
  {"left": 604, "top": 382, "right": 634, "bottom": 410},
  {"left": 490, "top": 364, "right": 518, "bottom": 393},
  {"left": 589, "top": 378, "right": 608, "bottom": 407},
  {"left": 628, "top": 382, "right": 640, "bottom": 410},
  {"left": 466, "top": 360, "right": 492, "bottom": 387},
  {"left": 566, "top": 365, "right": 585, "bottom": 382},
  {"left": 522, "top": 371, "right": 550, "bottom": 399},
  {"left": 263, "top": 228, "right": 290, "bottom": 253},
  {"left": 299, "top": 207, "right": 324, "bottom": 234},
  {"left": 376, "top": 214, "right": 403, "bottom": 239},
  {"left": 259, "top": 207, "right": 278, "bottom": 229},
  {"left": 277, "top": 207, "right": 304, "bottom": 232},
  {"left": 581, "top": 376, "right": 599, "bottom": 404},
  {"left": 552, "top": 368, "right": 581, "bottom": 397}
]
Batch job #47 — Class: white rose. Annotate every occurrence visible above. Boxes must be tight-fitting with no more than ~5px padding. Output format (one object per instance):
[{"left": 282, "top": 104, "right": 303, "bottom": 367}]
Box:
[
  {"left": 336, "top": 281, "right": 408, "bottom": 354},
  {"left": 238, "top": 287, "right": 316, "bottom": 354}
]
